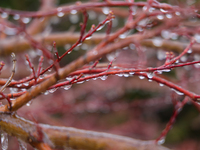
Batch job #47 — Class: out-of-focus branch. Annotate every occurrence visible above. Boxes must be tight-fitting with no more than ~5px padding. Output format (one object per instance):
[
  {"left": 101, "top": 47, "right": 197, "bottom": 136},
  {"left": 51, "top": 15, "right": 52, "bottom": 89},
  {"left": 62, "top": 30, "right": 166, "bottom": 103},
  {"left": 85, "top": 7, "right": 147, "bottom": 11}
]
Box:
[{"left": 0, "top": 113, "right": 169, "bottom": 150}]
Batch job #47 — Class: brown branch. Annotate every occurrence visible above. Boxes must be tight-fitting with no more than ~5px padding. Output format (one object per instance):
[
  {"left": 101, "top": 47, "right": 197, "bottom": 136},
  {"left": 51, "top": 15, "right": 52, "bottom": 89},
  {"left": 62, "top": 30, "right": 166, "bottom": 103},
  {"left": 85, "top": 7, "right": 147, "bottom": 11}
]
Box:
[{"left": 0, "top": 113, "right": 169, "bottom": 150}]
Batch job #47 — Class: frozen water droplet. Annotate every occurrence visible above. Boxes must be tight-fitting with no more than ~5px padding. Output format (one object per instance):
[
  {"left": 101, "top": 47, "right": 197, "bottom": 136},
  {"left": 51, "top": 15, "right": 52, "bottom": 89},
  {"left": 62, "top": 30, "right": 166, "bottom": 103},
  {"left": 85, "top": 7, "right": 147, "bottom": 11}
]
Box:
[
  {"left": 22, "top": 17, "right": 31, "bottom": 24},
  {"left": 70, "top": 9, "right": 77, "bottom": 14},
  {"left": 18, "top": 139, "right": 27, "bottom": 150},
  {"left": 166, "top": 14, "right": 172, "bottom": 19},
  {"left": 159, "top": 83, "right": 164, "bottom": 87},
  {"left": 139, "top": 76, "right": 145, "bottom": 79},
  {"left": 187, "top": 49, "right": 192, "bottom": 54},
  {"left": 171, "top": 88, "right": 184, "bottom": 95},
  {"left": 57, "top": 12, "right": 64, "bottom": 17},
  {"left": 100, "top": 75, "right": 108, "bottom": 80},
  {"left": 64, "top": 85, "right": 72, "bottom": 90},
  {"left": 49, "top": 88, "right": 57, "bottom": 93},
  {"left": 194, "top": 34, "right": 200, "bottom": 43},
  {"left": 13, "top": 14, "right": 20, "bottom": 20},
  {"left": 1, "top": 132, "right": 8, "bottom": 150},
  {"left": 147, "top": 73, "right": 153, "bottom": 79},
  {"left": 157, "top": 15, "right": 164, "bottom": 20},
  {"left": 1, "top": 12, "right": 8, "bottom": 19},
  {"left": 157, "top": 137, "right": 165, "bottom": 145},
  {"left": 153, "top": 38, "right": 163, "bottom": 47},
  {"left": 102, "top": 7, "right": 110, "bottom": 15}
]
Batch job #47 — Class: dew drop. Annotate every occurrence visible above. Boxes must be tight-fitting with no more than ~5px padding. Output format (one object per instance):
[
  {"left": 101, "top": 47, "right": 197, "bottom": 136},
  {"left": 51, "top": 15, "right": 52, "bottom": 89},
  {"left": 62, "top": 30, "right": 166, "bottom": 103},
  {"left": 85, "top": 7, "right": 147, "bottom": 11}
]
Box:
[
  {"left": 157, "top": 137, "right": 165, "bottom": 145},
  {"left": 64, "top": 85, "right": 72, "bottom": 90},
  {"left": 69, "top": 14, "right": 79, "bottom": 24},
  {"left": 13, "top": 14, "right": 20, "bottom": 20},
  {"left": 102, "top": 7, "right": 110, "bottom": 15},
  {"left": 1, "top": 132, "right": 8, "bottom": 150},
  {"left": 57, "top": 12, "right": 64, "bottom": 17},
  {"left": 139, "top": 76, "right": 145, "bottom": 79},
  {"left": 100, "top": 75, "right": 108, "bottom": 80},
  {"left": 18, "top": 139, "right": 27, "bottom": 150},
  {"left": 22, "top": 17, "right": 31, "bottom": 24}
]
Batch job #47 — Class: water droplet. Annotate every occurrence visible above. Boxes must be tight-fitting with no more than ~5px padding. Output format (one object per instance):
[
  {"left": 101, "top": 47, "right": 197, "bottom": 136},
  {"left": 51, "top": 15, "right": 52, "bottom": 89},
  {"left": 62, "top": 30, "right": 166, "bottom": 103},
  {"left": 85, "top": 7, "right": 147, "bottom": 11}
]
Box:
[
  {"left": 161, "top": 30, "right": 170, "bottom": 39},
  {"left": 180, "top": 56, "right": 187, "bottom": 62},
  {"left": 85, "top": 36, "right": 92, "bottom": 40},
  {"left": 64, "top": 85, "right": 72, "bottom": 90},
  {"left": 96, "top": 24, "right": 105, "bottom": 31},
  {"left": 194, "top": 63, "right": 200, "bottom": 68},
  {"left": 149, "top": 7, "right": 155, "bottom": 13},
  {"left": 159, "top": 83, "right": 164, "bottom": 87},
  {"left": 175, "top": 12, "right": 181, "bottom": 16},
  {"left": 10, "top": 88, "right": 18, "bottom": 93},
  {"left": 18, "top": 139, "right": 27, "bottom": 150},
  {"left": 68, "top": 51, "right": 72, "bottom": 54},
  {"left": 160, "top": 8, "right": 168, "bottom": 13},
  {"left": 166, "top": 14, "right": 172, "bottom": 19},
  {"left": 119, "top": 31, "right": 131, "bottom": 39},
  {"left": 49, "top": 88, "right": 58, "bottom": 93},
  {"left": 100, "top": 75, "right": 108, "bottom": 80},
  {"left": 44, "top": 91, "right": 49, "bottom": 95},
  {"left": 93, "top": 77, "right": 97, "bottom": 80},
  {"left": 171, "top": 88, "right": 184, "bottom": 95},
  {"left": 148, "top": 79, "right": 152, "bottom": 82},
  {"left": 139, "top": 76, "right": 145, "bottom": 79},
  {"left": 170, "top": 33, "right": 178, "bottom": 40},
  {"left": 143, "top": 6, "right": 147, "bottom": 11},
  {"left": 187, "top": 49, "right": 192, "bottom": 54},
  {"left": 66, "top": 77, "right": 73, "bottom": 81},
  {"left": 123, "top": 73, "right": 129, "bottom": 77},
  {"left": 22, "top": 17, "right": 31, "bottom": 24},
  {"left": 138, "top": 18, "right": 149, "bottom": 26},
  {"left": 70, "top": 9, "right": 77, "bottom": 14},
  {"left": 129, "top": 72, "right": 135, "bottom": 75},
  {"left": 162, "top": 69, "right": 171, "bottom": 72},
  {"left": 117, "top": 74, "right": 123, "bottom": 77},
  {"left": 57, "top": 7, "right": 63, "bottom": 12},
  {"left": 69, "top": 14, "right": 79, "bottom": 24},
  {"left": 146, "top": 72, "right": 153, "bottom": 79},
  {"left": 1, "top": 12, "right": 8, "bottom": 19},
  {"left": 81, "top": 43, "right": 88, "bottom": 50},
  {"left": 153, "top": 38, "right": 163, "bottom": 47},
  {"left": 4, "top": 27, "right": 17, "bottom": 35},
  {"left": 157, "top": 137, "right": 165, "bottom": 145},
  {"left": 129, "top": 43, "right": 135, "bottom": 50},
  {"left": 57, "top": 12, "right": 64, "bottom": 17},
  {"left": 157, "top": 50, "right": 166, "bottom": 60},
  {"left": 13, "top": 14, "right": 20, "bottom": 20},
  {"left": 16, "top": 84, "right": 22, "bottom": 87},
  {"left": 26, "top": 100, "right": 32, "bottom": 106},
  {"left": 194, "top": 34, "right": 200, "bottom": 43},
  {"left": 92, "top": 50, "right": 98, "bottom": 55},
  {"left": 77, "top": 80, "right": 84, "bottom": 84},
  {"left": 1, "top": 132, "right": 8, "bottom": 150},
  {"left": 106, "top": 53, "right": 115, "bottom": 61},
  {"left": 88, "top": 11, "right": 97, "bottom": 20},
  {"left": 102, "top": 7, "right": 110, "bottom": 15},
  {"left": 157, "top": 15, "right": 164, "bottom": 20}
]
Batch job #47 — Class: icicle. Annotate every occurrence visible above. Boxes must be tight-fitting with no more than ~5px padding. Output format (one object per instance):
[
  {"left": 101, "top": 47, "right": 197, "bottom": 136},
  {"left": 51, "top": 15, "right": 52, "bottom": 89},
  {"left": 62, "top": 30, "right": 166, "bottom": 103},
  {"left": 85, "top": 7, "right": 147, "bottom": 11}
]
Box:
[{"left": 1, "top": 132, "right": 8, "bottom": 150}]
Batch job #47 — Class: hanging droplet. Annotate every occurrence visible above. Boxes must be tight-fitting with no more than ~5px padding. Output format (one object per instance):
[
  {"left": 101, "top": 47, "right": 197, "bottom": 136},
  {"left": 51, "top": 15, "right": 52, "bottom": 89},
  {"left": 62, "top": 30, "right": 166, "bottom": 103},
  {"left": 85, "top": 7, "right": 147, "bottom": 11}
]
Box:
[
  {"left": 18, "top": 139, "right": 27, "bottom": 150},
  {"left": 85, "top": 36, "right": 92, "bottom": 40},
  {"left": 69, "top": 14, "right": 79, "bottom": 24},
  {"left": 180, "top": 56, "right": 187, "bottom": 62},
  {"left": 194, "top": 34, "right": 200, "bottom": 43},
  {"left": 123, "top": 73, "right": 129, "bottom": 77},
  {"left": 100, "top": 75, "right": 108, "bottom": 80},
  {"left": 161, "top": 30, "right": 170, "bottom": 39},
  {"left": 117, "top": 74, "right": 123, "bottom": 77},
  {"left": 171, "top": 88, "right": 184, "bottom": 95},
  {"left": 22, "top": 17, "right": 31, "bottom": 24},
  {"left": 170, "top": 33, "right": 178, "bottom": 40},
  {"left": 157, "top": 137, "right": 165, "bottom": 145},
  {"left": 48, "top": 88, "right": 58, "bottom": 93},
  {"left": 166, "top": 14, "right": 172, "bottom": 19},
  {"left": 16, "top": 84, "right": 22, "bottom": 87},
  {"left": 57, "top": 12, "right": 64, "bottom": 17},
  {"left": 129, "top": 72, "right": 135, "bottom": 75},
  {"left": 159, "top": 83, "right": 164, "bottom": 87},
  {"left": 1, "top": 12, "right": 8, "bottom": 19},
  {"left": 26, "top": 100, "right": 32, "bottom": 106},
  {"left": 77, "top": 43, "right": 82, "bottom": 47},
  {"left": 162, "top": 69, "right": 171, "bottom": 72},
  {"left": 44, "top": 91, "right": 49, "bottom": 95},
  {"left": 160, "top": 8, "right": 168, "bottom": 13},
  {"left": 96, "top": 24, "right": 105, "bottom": 31},
  {"left": 157, "top": 50, "right": 166, "bottom": 60},
  {"left": 175, "top": 12, "right": 181, "bottom": 16},
  {"left": 139, "top": 76, "right": 145, "bottom": 79},
  {"left": 77, "top": 80, "right": 85, "bottom": 84},
  {"left": 70, "top": 9, "right": 77, "bottom": 15},
  {"left": 129, "top": 43, "right": 135, "bottom": 50},
  {"left": 1, "top": 132, "right": 8, "bottom": 150},
  {"left": 64, "top": 85, "right": 72, "bottom": 90},
  {"left": 187, "top": 49, "right": 192, "bottom": 54},
  {"left": 81, "top": 43, "right": 88, "bottom": 50},
  {"left": 92, "top": 77, "right": 97, "bottom": 80},
  {"left": 148, "top": 79, "right": 152, "bottom": 82},
  {"left": 147, "top": 73, "right": 153, "bottom": 79},
  {"left": 13, "top": 14, "right": 20, "bottom": 20},
  {"left": 23, "top": 82, "right": 29, "bottom": 86}
]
